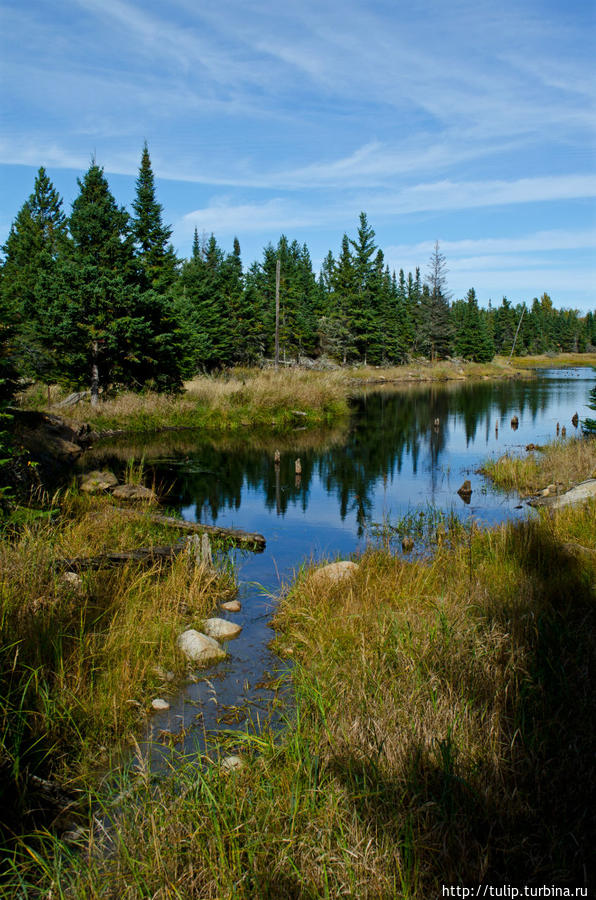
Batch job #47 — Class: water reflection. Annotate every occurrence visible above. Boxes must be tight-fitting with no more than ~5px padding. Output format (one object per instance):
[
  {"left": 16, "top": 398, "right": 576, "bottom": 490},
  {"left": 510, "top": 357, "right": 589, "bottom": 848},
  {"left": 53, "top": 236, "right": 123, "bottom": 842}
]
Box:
[
  {"left": 83, "top": 367, "right": 594, "bottom": 763},
  {"left": 88, "top": 369, "right": 594, "bottom": 539}
]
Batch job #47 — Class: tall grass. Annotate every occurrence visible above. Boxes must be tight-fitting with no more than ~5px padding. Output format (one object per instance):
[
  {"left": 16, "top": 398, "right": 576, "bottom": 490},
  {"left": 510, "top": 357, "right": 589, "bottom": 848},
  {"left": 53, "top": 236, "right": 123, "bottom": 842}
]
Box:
[
  {"left": 19, "top": 370, "right": 351, "bottom": 434},
  {"left": 0, "top": 494, "right": 234, "bottom": 847},
  {"left": 482, "top": 435, "right": 596, "bottom": 494},
  {"left": 5, "top": 499, "right": 594, "bottom": 896}
]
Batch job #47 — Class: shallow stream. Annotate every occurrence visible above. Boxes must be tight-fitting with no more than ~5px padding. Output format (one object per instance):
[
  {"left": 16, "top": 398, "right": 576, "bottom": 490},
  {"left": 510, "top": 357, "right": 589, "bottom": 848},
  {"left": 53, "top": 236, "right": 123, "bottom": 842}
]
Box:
[{"left": 87, "top": 367, "right": 595, "bottom": 767}]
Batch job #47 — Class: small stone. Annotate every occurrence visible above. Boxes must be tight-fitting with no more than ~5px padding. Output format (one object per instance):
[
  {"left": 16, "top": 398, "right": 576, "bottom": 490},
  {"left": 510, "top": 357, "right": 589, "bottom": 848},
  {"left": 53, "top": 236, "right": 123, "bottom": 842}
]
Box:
[
  {"left": 221, "top": 600, "right": 242, "bottom": 612},
  {"left": 221, "top": 755, "right": 244, "bottom": 772},
  {"left": 62, "top": 571, "right": 83, "bottom": 588},
  {"left": 203, "top": 618, "right": 242, "bottom": 640},
  {"left": 457, "top": 480, "right": 473, "bottom": 497},
  {"left": 151, "top": 698, "right": 170, "bottom": 710},
  {"left": 541, "top": 488, "right": 551, "bottom": 497},
  {"left": 309, "top": 561, "right": 359, "bottom": 585},
  {"left": 177, "top": 629, "right": 226, "bottom": 665}
]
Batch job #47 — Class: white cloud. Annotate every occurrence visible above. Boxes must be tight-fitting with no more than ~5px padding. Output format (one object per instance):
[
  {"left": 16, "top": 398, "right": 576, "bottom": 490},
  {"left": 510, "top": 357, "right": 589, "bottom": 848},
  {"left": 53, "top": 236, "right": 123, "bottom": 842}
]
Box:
[{"left": 387, "top": 229, "right": 596, "bottom": 260}]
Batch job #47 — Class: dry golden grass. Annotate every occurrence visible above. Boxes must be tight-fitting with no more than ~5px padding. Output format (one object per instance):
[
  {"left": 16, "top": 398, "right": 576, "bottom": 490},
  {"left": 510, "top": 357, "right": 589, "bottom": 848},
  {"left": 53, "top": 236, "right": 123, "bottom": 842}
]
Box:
[
  {"left": 482, "top": 435, "right": 596, "bottom": 494},
  {"left": 510, "top": 351, "right": 596, "bottom": 368}
]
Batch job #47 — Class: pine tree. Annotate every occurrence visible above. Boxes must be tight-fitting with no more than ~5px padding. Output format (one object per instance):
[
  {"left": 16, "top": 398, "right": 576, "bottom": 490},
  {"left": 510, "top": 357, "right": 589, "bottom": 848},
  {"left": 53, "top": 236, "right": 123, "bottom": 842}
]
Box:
[
  {"left": 453, "top": 288, "right": 494, "bottom": 361},
  {"left": 420, "top": 242, "right": 452, "bottom": 360},
  {"left": 45, "top": 161, "right": 183, "bottom": 399},
  {"left": 131, "top": 143, "right": 177, "bottom": 292},
  {"left": 1, "top": 168, "right": 70, "bottom": 383},
  {"left": 175, "top": 234, "right": 232, "bottom": 370},
  {"left": 349, "top": 212, "right": 380, "bottom": 363},
  {"left": 327, "top": 234, "right": 357, "bottom": 363}
]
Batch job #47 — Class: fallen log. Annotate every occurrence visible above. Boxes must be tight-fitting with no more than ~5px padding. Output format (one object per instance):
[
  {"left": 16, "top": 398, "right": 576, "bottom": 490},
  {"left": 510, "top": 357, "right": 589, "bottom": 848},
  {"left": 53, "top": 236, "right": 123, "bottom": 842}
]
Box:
[
  {"left": 57, "top": 526, "right": 265, "bottom": 572},
  {"left": 56, "top": 541, "right": 189, "bottom": 571},
  {"left": 111, "top": 508, "right": 266, "bottom": 549}
]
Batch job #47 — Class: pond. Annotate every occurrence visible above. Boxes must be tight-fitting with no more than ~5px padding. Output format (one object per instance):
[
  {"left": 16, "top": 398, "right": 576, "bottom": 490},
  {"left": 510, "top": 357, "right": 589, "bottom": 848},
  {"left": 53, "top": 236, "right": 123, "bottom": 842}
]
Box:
[{"left": 88, "top": 367, "right": 595, "bottom": 764}]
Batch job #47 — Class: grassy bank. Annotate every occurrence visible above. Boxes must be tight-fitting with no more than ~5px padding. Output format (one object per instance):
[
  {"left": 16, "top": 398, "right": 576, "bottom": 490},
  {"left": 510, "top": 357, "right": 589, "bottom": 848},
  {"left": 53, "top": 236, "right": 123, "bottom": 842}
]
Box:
[
  {"left": 6, "top": 498, "right": 594, "bottom": 896},
  {"left": 509, "top": 351, "right": 596, "bottom": 369},
  {"left": 20, "top": 369, "right": 351, "bottom": 434},
  {"left": 17, "top": 358, "right": 537, "bottom": 437},
  {"left": 0, "top": 493, "right": 234, "bottom": 844},
  {"left": 481, "top": 435, "right": 596, "bottom": 495}
]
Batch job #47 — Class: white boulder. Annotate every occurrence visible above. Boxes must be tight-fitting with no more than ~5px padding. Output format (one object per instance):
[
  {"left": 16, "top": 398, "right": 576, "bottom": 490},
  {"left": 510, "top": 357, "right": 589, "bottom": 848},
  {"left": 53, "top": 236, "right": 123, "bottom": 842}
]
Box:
[
  {"left": 203, "top": 618, "right": 242, "bottom": 640},
  {"left": 309, "top": 560, "right": 359, "bottom": 585},
  {"left": 177, "top": 629, "right": 226, "bottom": 664}
]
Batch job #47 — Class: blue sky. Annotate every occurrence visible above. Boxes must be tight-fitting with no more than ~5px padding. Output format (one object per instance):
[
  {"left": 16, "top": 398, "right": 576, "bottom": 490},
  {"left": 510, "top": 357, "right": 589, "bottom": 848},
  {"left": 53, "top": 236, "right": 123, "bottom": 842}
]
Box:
[{"left": 1, "top": 0, "right": 595, "bottom": 311}]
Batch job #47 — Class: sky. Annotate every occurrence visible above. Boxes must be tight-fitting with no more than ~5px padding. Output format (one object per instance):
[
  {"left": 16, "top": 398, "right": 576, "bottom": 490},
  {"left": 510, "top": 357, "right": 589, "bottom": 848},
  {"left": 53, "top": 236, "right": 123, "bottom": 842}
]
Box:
[{"left": 1, "top": 0, "right": 595, "bottom": 311}]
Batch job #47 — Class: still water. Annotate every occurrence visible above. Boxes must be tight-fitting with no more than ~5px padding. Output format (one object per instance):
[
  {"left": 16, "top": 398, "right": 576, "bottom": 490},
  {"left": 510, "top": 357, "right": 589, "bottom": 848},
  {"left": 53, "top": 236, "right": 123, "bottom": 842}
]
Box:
[{"left": 90, "top": 367, "right": 595, "bottom": 761}]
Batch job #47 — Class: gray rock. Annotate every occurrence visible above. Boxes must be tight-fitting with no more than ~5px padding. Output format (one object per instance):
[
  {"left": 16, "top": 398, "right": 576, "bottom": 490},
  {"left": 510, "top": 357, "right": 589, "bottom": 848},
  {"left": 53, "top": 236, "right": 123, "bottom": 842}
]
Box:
[
  {"left": 79, "top": 470, "right": 118, "bottom": 493},
  {"left": 203, "top": 618, "right": 242, "bottom": 640},
  {"left": 309, "top": 560, "right": 359, "bottom": 585},
  {"left": 62, "top": 571, "right": 83, "bottom": 588},
  {"left": 177, "top": 629, "right": 226, "bottom": 665},
  {"left": 221, "top": 755, "right": 245, "bottom": 772},
  {"left": 112, "top": 483, "right": 157, "bottom": 502}
]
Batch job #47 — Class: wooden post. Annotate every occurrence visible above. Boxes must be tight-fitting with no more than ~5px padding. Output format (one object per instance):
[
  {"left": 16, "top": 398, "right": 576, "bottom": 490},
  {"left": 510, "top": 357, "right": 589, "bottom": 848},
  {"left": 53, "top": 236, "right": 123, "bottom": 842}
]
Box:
[{"left": 274, "top": 259, "right": 280, "bottom": 369}]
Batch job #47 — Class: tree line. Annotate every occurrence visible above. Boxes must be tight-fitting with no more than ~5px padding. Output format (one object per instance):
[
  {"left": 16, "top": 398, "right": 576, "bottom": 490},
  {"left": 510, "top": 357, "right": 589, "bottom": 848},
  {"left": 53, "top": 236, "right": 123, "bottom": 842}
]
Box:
[{"left": 1, "top": 145, "right": 595, "bottom": 407}]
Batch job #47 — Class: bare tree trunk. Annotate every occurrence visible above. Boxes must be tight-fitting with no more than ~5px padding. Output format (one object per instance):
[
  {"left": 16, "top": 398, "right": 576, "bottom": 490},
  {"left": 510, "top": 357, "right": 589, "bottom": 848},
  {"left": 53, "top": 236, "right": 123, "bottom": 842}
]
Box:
[{"left": 91, "top": 341, "right": 99, "bottom": 407}]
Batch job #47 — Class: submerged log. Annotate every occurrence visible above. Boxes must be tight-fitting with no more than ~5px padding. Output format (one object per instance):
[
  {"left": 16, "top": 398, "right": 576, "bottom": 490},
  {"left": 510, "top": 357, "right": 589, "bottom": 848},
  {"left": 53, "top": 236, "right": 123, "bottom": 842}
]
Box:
[
  {"left": 111, "top": 508, "right": 266, "bottom": 549},
  {"left": 57, "top": 525, "right": 265, "bottom": 572}
]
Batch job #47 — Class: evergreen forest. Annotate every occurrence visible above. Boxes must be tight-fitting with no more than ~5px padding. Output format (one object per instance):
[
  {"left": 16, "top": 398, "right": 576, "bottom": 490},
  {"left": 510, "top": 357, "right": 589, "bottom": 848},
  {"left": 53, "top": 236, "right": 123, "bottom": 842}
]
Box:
[{"left": 2, "top": 146, "right": 595, "bottom": 407}]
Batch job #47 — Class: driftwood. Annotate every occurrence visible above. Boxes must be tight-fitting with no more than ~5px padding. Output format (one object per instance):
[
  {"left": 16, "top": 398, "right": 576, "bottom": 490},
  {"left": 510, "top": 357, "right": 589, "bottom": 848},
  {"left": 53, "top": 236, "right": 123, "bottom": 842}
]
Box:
[{"left": 111, "top": 508, "right": 266, "bottom": 549}]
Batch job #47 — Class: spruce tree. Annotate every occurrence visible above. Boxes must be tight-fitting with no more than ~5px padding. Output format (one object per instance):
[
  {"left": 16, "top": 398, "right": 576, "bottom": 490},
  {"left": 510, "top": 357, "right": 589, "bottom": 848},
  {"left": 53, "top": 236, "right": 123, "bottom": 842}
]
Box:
[
  {"left": 349, "top": 212, "right": 379, "bottom": 363},
  {"left": 328, "top": 235, "right": 357, "bottom": 363},
  {"left": 45, "top": 161, "right": 183, "bottom": 399},
  {"left": 420, "top": 242, "right": 452, "bottom": 360},
  {"left": 131, "top": 143, "right": 177, "bottom": 292},
  {"left": 453, "top": 288, "right": 494, "bottom": 362},
  {"left": 1, "top": 168, "right": 70, "bottom": 383}
]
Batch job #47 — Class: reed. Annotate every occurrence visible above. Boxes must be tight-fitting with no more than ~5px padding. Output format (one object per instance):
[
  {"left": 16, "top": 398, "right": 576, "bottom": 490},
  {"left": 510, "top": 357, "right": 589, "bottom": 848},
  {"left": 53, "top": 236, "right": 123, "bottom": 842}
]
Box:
[{"left": 481, "top": 435, "right": 596, "bottom": 494}]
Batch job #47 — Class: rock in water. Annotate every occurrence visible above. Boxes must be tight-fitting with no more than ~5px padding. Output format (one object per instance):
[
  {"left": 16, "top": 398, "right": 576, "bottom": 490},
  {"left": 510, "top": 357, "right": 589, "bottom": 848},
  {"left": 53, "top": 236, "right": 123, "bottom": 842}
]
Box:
[
  {"left": 309, "top": 560, "right": 359, "bottom": 585},
  {"left": 401, "top": 536, "right": 414, "bottom": 552},
  {"left": 177, "top": 629, "right": 226, "bottom": 664},
  {"left": 221, "top": 600, "right": 242, "bottom": 612},
  {"left": 203, "top": 618, "right": 242, "bottom": 640}
]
